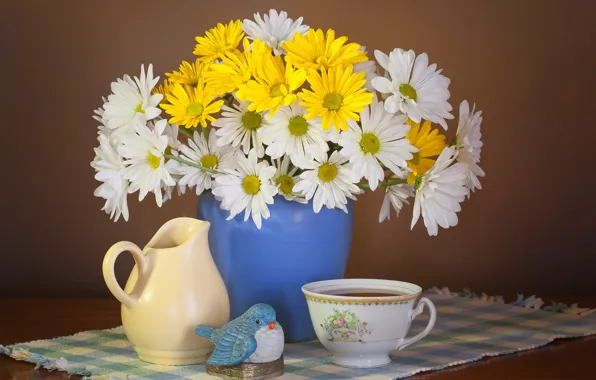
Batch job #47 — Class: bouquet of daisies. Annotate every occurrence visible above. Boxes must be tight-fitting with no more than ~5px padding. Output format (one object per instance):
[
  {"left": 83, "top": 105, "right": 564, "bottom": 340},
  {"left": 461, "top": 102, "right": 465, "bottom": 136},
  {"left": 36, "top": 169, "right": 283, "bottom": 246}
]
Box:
[{"left": 91, "top": 9, "right": 485, "bottom": 236}]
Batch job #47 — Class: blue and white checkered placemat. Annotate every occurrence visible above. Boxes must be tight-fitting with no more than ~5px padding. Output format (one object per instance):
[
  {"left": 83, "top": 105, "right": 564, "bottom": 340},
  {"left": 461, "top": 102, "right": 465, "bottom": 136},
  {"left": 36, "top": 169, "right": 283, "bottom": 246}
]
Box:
[{"left": 3, "top": 288, "right": 596, "bottom": 379}]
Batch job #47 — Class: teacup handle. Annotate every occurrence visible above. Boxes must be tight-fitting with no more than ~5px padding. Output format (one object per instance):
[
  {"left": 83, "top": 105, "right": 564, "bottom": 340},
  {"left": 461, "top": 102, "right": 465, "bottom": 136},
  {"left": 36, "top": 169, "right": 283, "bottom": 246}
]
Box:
[{"left": 397, "top": 297, "right": 437, "bottom": 350}]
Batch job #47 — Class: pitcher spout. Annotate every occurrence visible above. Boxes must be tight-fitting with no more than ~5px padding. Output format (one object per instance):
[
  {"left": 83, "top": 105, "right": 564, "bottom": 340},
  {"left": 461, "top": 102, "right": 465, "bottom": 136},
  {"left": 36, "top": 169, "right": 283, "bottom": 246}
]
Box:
[{"left": 147, "top": 217, "right": 210, "bottom": 251}]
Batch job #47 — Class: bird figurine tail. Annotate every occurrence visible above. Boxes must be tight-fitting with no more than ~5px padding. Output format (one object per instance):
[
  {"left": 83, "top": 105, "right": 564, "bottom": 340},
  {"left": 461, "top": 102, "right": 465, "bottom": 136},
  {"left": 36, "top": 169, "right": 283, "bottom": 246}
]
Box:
[{"left": 195, "top": 325, "right": 215, "bottom": 342}]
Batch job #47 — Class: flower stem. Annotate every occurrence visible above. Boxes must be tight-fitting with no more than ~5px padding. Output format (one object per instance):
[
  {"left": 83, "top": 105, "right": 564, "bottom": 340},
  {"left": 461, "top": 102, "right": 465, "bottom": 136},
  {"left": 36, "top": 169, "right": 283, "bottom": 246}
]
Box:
[
  {"left": 357, "top": 178, "right": 407, "bottom": 189},
  {"left": 165, "top": 154, "right": 223, "bottom": 175},
  {"left": 178, "top": 128, "right": 193, "bottom": 139}
]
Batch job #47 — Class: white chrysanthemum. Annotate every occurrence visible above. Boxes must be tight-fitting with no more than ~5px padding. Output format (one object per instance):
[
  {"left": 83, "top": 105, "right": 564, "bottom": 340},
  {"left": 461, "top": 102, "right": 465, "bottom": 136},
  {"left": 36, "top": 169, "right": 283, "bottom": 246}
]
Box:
[
  {"left": 371, "top": 49, "right": 453, "bottom": 129},
  {"left": 259, "top": 104, "right": 328, "bottom": 167},
  {"left": 119, "top": 119, "right": 176, "bottom": 207},
  {"left": 91, "top": 133, "right": 129, "bottom": 222},
  {"left": 171, "top": 130, "right": 237, "bottom": 196},
  {"left": 213, "top": 102, "right": 269, "bottom": 158},
  {"left": 354, "top": 46, "right": 378, "bottom": 92},
  {"left": 272, "top": 156, "right": 306, "bottom": 203},
  {"left": 242, "top": 9, "right": 309, "bottom": 56},
  {"left": 411, "top": 147, "right": 469, "bottom": 236},
  {"left": 212, "top": 150, "right": 278, "bottom": 229},
  {"left": 103, "top": 64, "right": 163, "bottom": 140},
  {"left": 293, "top": 151, "right": 360, "bottom": 213},
  {"left": 378, "top": 183, "right": 414, "bottom": 223},
  {"left": 455, "top": 100, "right": 485, "bottom": 193},
  {"left": 338, "top": 98, "right": 417, "bottom": 190}
]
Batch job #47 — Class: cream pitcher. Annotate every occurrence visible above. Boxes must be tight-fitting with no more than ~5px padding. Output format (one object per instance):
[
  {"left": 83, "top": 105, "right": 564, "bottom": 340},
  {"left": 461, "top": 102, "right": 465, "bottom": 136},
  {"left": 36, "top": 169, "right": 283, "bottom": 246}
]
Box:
[{"left": 102, "top": 217, "right": 230, "bottom": 365}]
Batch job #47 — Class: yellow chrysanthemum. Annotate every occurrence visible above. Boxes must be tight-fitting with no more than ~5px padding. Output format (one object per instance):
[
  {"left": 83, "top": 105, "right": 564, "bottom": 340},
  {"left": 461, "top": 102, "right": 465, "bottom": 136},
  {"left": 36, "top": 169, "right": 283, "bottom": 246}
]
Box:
[
  {"left": 282, "top": 28, "right": 368, "bottom": 70},
  {"left": 299, "top": 65, "right": 373, "bottom": 131},
  {"left": 166, "top": 59, "right": 208, "bottom": 87},
  {"left": 235, "top": 52, "right": 306, "bottom": 116},
  {"left": 405, "top": 119, "right": 447, "bottom": 184},
  {"left": 152, "top": 79, "right": 174, "bottom": 105},
  {"left": 161, "top": 82, "right": 224, "bottom": 128},
  {"left": 204, "top": 39, "right": 271, "bottom": 96},
  {"left": 193, "top": 20, "right": 244, "bottom": 63}
]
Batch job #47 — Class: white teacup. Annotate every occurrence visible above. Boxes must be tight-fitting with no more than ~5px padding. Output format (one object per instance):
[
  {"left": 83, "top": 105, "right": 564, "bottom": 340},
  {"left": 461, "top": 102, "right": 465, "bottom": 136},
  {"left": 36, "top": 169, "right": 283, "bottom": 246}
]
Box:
[{"left": 302, "top": 279, "right": 436, "bottom": 368}]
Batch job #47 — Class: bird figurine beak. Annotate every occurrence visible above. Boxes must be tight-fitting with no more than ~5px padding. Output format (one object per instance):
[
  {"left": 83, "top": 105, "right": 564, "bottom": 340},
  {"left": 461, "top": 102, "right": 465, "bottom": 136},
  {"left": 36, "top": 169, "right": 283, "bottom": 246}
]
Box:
[{"left": 268, "top": 322, "right": 276, "bottom": 330}]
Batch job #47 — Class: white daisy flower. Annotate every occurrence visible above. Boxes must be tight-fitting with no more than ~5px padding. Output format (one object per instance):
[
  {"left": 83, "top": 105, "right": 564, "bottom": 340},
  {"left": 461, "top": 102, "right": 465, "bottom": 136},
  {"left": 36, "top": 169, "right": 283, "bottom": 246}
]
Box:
[
  {"left": 170, "top": 130, "right": 237, "bottom": 196},
  {"left": 213, "top": 102, "right": 268, "bottom": 158},
  {"left": 354, "top": 46, "right": 378, "bottom": 92},
  {"left": 93, "top": 97, "right": 108, "bottom": 126},
  {"left": 91, "top": 133, "right": 129, "bottom": 222},
  {"left": 163, "top": 122, "right": 182, "bottom": 151},
  {"left": 259, "top": 104, "right": 328, "bottom": 167},
  {"left": 272, "top": 155, "right": 306, "bottom": 203},
  {"left": 371, "top": 49, "right": 453, "bottom": 129},
  {"left": 454, "top": 100, "right": 485, "bottom": 193},
  {"left": 119, "top": 119, "right": 176, "bottom": 207},
  {"left": 293, "top": 151, "right": 360, "bottom": 213},
  {"left": 338, "top": 98, "right": 417, "bottom": 190},
  {"left": 378, "top": 183, "right": 414, "bottom": 223},
  {"left": 212, "top": 150, "right": 278, "bottom": 229},
  {"left": 93, "top": 97, "right": 115, "bottom": 139},
  {"left": 162, "top": 175, "right": 187, "bottom": 203},
  {"left": 242, "top": 9, "right": 309, "bottom": 56},
  {"left": 411, "top": 146, "right": 469, "bottom": 236},
  {"left": 103, "top": 64, "right": 163, "bottom": 140}
]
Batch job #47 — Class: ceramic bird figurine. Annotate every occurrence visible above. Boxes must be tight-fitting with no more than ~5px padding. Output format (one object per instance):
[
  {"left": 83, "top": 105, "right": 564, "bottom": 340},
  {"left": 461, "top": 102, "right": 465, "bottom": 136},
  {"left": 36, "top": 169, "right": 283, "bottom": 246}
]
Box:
[{"left": 196, "top": 303, "right": 283, "bottom": 366}]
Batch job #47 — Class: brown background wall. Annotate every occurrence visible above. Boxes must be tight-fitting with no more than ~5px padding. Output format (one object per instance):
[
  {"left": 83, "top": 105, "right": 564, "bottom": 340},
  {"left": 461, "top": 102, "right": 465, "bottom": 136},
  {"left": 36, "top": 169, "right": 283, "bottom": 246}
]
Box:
[{"left": 2, "top": 0, "right": 595, "bottom": 298}]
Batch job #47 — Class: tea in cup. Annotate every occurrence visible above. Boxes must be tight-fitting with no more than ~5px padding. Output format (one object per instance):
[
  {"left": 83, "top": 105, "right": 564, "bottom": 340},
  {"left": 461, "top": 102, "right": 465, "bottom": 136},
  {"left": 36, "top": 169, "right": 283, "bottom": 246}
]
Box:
[{"left": 302, "top": 279, "right": 436, "bottom": 368}]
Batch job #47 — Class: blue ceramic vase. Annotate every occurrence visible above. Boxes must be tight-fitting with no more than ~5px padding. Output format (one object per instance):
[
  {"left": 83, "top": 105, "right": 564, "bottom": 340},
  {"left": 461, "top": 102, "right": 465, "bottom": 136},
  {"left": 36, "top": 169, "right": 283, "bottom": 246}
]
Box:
[{"left": 197, "top": 192, "right": 354, "bottom": 343}]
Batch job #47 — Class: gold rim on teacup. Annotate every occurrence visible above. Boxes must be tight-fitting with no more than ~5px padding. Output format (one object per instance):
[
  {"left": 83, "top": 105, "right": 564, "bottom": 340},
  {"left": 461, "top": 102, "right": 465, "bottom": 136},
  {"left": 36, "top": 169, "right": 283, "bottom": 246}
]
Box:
[{"left": 301, "top": 279, "right": 421, "bottom": 304}]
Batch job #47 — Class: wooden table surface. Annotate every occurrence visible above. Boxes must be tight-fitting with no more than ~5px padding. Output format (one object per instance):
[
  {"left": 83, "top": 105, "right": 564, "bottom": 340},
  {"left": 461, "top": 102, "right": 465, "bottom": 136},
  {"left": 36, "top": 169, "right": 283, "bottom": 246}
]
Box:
[{"left": 1, "top": 298, "right": 596, "bottom": 379}]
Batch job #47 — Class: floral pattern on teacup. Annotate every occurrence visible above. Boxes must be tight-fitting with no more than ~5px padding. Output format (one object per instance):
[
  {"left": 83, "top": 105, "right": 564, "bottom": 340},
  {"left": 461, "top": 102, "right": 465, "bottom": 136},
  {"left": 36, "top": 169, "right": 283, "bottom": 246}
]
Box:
[{"left": 320, "top": 309, "right": 372, "bottom": 342}]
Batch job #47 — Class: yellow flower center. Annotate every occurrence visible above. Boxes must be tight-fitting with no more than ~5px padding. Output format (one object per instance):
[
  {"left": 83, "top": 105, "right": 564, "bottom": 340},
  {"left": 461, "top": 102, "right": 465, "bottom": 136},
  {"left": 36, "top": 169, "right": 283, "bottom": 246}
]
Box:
[
  {"left": 411, "top": 151, "right": 421, "bottom": 165},
  {"left": 147, "top": 151, "right": 161, "bottom": 168},
  {"left": 323, "top": 93, "right": 343, "bottom": 111},
  {"left": 399, "top": 83, "right": 418, "bottom": 101},
  {"left": 275, "top": 175, "right": 295, "bottom": 195},
  {"left": 288, "top": 116, "right": 309, "bottom": 136},
  {"left": 271, "top": 83, "right": 290, "bottom": 98},
  {"left": 318, "top": 163, "right": 338, "bottom": 182},
  {"left": 241, "top": 111, "right": 263, "bottom": 130},
  {"left": 360, "top": 133, "right": 381, "bottom": 155},
  {"left": 242, "top": 175, "right": 261, "bottom": 195},
  {"left": 186, "top": 102, "right": 204, "bottom": 116},
  {"left": 200, "top": 154, "right": 218, "bottom": 168},
  {"left": 135, "top": 102, "right": 145, "bottom": 114}
]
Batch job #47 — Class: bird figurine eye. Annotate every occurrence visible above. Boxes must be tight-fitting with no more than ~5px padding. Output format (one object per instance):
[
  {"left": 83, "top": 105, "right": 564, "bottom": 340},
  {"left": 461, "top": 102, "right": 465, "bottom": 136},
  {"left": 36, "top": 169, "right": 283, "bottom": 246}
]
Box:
[{"left": 255, "top": 319, "right": 261, "bottom": 325}]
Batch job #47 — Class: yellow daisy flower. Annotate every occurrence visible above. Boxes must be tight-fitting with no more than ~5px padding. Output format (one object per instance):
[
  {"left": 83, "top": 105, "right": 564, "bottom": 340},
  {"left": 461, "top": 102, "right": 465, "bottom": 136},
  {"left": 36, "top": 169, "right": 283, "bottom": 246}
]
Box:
[
  {"left": 405, "top": 119, "right": 447, "bottom": 184},
  {"left": 161, "top": 83, "right": 224, "bottom": 128},
  {"left": 166, "top": 59, "right": 208, "bottom": 87},
  {"left": 235, "top": 52, "right": 306, "bottom": 116},
  {"left": 152, "top": 79, "right": 174, "bottom": 105},
  {"left": 299, "top": 65, "right": 373, "bottom": 131},
  {"left": 193, "top": 20, "right": 244, "bottom": 63},
  {"left": 204, "top": 39, "right": 271, "bottom": 96},
  {"left": 282, "top": 28, "right": 368, "bottom": 70}
]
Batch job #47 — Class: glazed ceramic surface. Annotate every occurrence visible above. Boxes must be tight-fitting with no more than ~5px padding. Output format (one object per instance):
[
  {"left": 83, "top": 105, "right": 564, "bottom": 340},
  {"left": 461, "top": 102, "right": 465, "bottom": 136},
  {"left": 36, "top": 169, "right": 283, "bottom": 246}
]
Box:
[
  {"left": 102, "top": 217, "right": 230, "bottom": 365},
  {"left": 302, "top": 279, "right": 437, "bottom": 368},
  {"left": 197, "top": 192, "right": 354, "bottom": 343}
]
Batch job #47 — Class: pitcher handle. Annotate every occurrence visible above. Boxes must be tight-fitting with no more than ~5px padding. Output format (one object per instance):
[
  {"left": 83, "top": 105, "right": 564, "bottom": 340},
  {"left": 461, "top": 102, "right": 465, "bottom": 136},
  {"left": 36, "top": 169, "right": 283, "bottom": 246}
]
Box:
[
  {"left": 397, "top": 297, "right": 437, "bottom": 350},
  {"left": 102, "top": 241, "right": 149, "bottom": 308}
]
